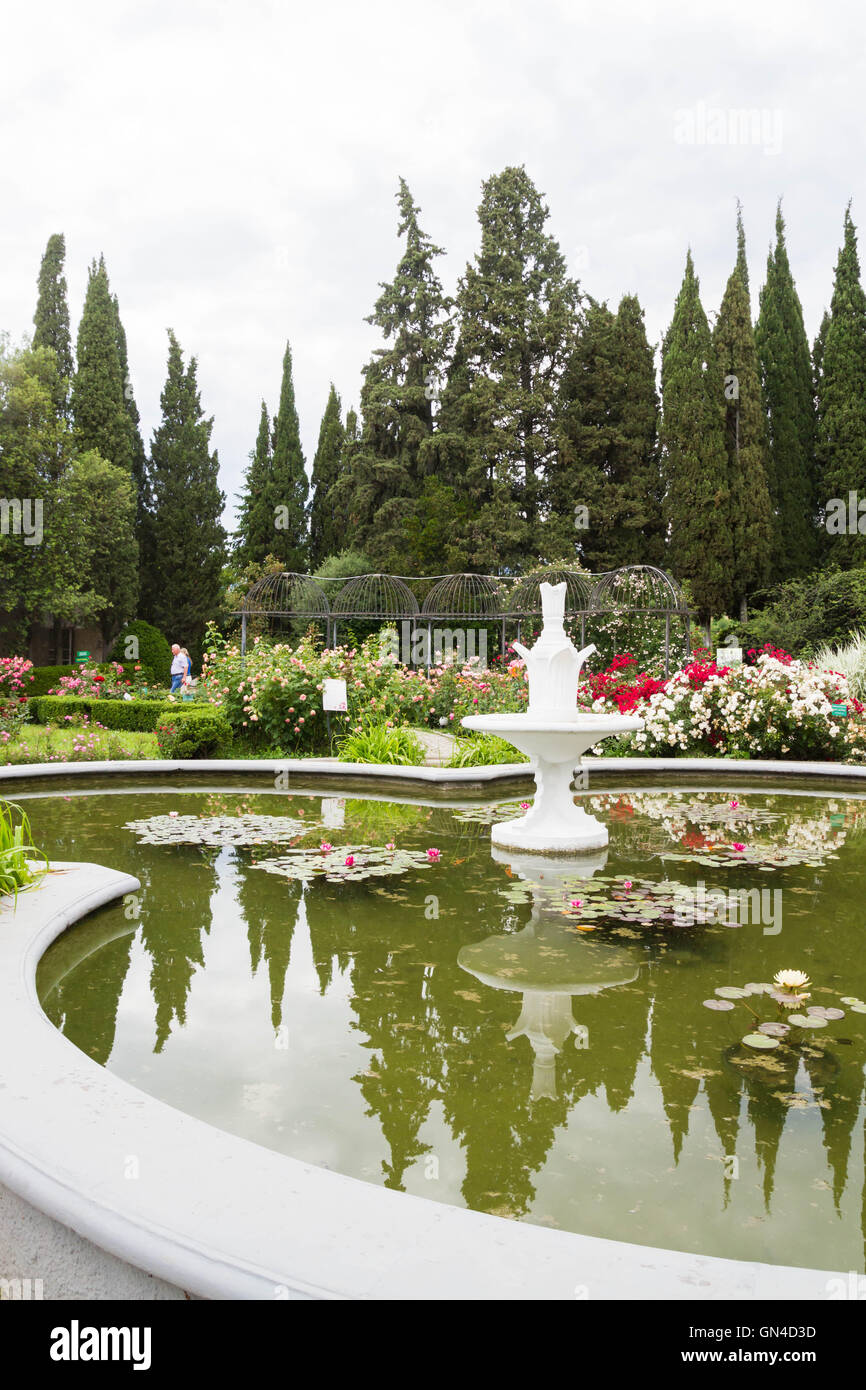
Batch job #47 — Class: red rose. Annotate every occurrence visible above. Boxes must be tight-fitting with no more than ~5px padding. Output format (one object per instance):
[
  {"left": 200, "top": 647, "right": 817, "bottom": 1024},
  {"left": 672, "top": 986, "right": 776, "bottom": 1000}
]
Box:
[{"left": 94, "top": 675, "right": 105, "bottom": 683}]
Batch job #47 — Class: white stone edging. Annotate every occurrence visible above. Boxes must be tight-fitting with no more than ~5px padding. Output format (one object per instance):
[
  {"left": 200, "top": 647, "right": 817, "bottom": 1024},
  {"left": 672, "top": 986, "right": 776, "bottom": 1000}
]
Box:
[{"left": 0, "top": 856, "right": 849, "bottom": 1300}]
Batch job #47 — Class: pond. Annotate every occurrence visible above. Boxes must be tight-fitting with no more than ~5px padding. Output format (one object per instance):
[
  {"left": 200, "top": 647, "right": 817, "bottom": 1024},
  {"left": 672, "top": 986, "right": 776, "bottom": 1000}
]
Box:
[{"left": 23, "top": 778, "right": 866, "bottom": 1274}]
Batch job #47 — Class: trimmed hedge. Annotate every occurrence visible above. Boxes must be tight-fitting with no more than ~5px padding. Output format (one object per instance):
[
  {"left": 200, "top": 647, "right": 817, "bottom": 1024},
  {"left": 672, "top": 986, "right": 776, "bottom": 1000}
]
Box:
[
  {"left": 108, "top": 620, "right": 173, "bottom": 685},
  {"left": 31, "top": 696, "right": 211, "bottom": 732},
  {"left": 155, "top": 710, "right": 233, "bottom": 759}
]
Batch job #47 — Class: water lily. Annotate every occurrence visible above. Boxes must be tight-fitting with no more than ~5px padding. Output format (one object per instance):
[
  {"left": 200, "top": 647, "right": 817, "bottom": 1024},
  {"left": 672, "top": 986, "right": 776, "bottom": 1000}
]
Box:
[
  {"left": 519, "top": 802, "right": 530, "bottom": 810},
  {"left": 774, "top": 969, "right": 811, "bottom": 992},
  {"left": 569, "top": 898, "right": 583, "bottom": 908},
  {"left": 426, "top": 847, "right": 441, "bottom": 861},
  {"left": 623, "top": 879, "right": 633, "bottom": 891},
  {"left": 320, "top": 841, "right": 333, "bottom": 853},
  {"left": 731, "top": 842, "right": 745, "bottom": 852},
  {"left": 730, "top": 799, "right": 739, "bottom": 809},
  {"left": 168, "top": 811, "right": 179, "bottom": 818},
  {"left": 344, "top": 855, "right": 355, "bottom": 867},
  {"left": 385, "top": 841, "right": 395, "bottom": 851}
]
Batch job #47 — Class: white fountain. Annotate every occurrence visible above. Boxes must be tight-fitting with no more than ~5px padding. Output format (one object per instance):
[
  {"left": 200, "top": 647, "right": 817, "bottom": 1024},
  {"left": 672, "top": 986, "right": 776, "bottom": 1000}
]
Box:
[{"left": 462, "top": 582, "right": 643, "bottom": 853}]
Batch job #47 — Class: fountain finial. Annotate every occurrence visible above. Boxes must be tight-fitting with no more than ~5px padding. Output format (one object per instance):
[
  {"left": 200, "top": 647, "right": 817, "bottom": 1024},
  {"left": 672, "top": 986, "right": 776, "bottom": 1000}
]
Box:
[{"left": 512, "top": 582, "right": 596, "bottom": 719}]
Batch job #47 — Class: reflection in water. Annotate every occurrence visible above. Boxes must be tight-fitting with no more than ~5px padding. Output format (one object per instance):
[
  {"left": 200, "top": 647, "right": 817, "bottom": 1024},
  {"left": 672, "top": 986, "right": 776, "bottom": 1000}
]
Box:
[
  {"left": 31, "top": 786, "right": 866, "bottom": 1271},
  {"left": 459, "top": 848, "right": 641, "bottom": 1099}
]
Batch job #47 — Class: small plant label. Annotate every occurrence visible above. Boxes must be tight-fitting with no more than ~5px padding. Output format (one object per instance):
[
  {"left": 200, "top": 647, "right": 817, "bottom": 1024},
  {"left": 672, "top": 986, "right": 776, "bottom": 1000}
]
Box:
[
  {"left": 75, "top": 651, "right": 90, "bottom": 662},
  {"left": 716, "top": 646, "right": 742, "bottom": 664},
  {"left": 831, "top": 704, "right": 847, "bottom": 717},
  {"left": 323, "top": 678, "right": 348, "bottom": 712}
]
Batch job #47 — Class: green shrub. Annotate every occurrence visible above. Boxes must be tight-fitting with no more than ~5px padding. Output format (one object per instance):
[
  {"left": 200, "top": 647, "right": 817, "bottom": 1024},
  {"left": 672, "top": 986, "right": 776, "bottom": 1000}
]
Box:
[
  {"left": 447, "top": 734, "right": 530, "bottom": 767},
  {"left": 32, "top": 696, "right": 201, "bottom": 732},
  {"left": 108, "top": 619, "right": 172, "bottom": 685},
  {"left": 337, "top": 722, "right": 426, "bottom": 765},
  {"left": 734, "top": 568, "right": 866, "bottom": 658},
  {"left": 155, "top": 710, "right": 233, "bottom": 759}
]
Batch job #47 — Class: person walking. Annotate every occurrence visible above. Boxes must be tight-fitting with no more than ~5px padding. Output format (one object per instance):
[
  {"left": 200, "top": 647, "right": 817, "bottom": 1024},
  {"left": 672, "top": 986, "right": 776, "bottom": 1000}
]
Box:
[
  {"left": 170, "top": 644, "right": 187, "bottom": 693},
  {"left": 179, "top": 647, "right": 194, "bottom": 690}
]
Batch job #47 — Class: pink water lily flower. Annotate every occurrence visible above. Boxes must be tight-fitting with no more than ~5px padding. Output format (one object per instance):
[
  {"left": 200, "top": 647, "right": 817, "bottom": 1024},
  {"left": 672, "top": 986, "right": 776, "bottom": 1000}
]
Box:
[
  {"left": 320, "top": 841, "right": 333, "bottom": 853},
  {"left": 385, "top": 841, "right": 395, "bottom": 851},
  {"left": 623, "top": 879, "right": 633, "bottom": 891},
  {"left": 344, "top": 854, "right": 355, "bottom": 867},
  {"left": 168, "top": 811, "right": 179, "bottom": 818},
  {"left": 732, "top": 842, "right": 745, "bottom": 852},
  {"left": 569, "top": 898, "right": 583, "bottom": 908},
  {"left": 426, "top": 847, "right": 441, "bottom": 861},
  {"left": 730, "top": 799, "right": 739, "bottom": 809},
  {"left": 519, "top": 802, "right": 530, "bottom": 810}
]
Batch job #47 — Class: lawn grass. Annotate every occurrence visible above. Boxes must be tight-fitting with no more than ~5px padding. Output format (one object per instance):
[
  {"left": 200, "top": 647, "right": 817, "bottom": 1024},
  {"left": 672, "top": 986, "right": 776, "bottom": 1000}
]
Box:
[{"left": 0, "top": 724, "right": 159, "bottom": 764}]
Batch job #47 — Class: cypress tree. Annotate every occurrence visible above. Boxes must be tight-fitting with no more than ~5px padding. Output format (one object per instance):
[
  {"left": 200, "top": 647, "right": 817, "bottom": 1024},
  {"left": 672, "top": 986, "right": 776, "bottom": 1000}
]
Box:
[
  {"left": 816, "top": 205, "right": 866, "bottom": 566},
  {"left": 268, "top": 342, "right": 308, "bottom": 571},
  {"left": 451, "top": 166, "right": 580, "bottom": 570},
  {"left": 145, "top": 331, "right": 226, "bottom": 651},
  {"left": 713, "top": 224, "right": 773, "bottom": 618},
  {"left": 234, "top": 400, "right": 274, "bottom": 564},
  {"left": 111, "top": 292, "right": 152, "bottom": 582},
  {"left": 72, "top": 256, "right": 134, "bottom": 475},
  {"left": 330, "top": 178, "right": 453, "bottom": 568},
  {"left": 755, "top": 203, "right": 818, "bottom": 580},
  {"left": 660, "top": 251, "right": 731, "bottom": 628},
  {"left": 33, "top": 232, "right": 73, "bottom": 416},
  {"left": 309, "top": 384, "right": 345, "bottom": 568},
  {"left": 554, "top": 294, "right": 663, "bottom": 568}
]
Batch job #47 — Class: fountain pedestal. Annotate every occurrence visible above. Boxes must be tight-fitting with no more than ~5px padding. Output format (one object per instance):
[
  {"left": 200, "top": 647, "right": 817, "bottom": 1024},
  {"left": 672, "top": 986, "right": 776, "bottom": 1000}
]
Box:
[{"left": 462, "top": 582, "right": 643, "bottom": 854}]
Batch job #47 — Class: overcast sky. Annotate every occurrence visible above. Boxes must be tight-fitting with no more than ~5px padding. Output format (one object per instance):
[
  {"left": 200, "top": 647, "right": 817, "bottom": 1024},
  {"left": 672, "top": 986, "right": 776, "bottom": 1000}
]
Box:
[{"left": 2, "top": 0, "right": 864, "bottom": 532}]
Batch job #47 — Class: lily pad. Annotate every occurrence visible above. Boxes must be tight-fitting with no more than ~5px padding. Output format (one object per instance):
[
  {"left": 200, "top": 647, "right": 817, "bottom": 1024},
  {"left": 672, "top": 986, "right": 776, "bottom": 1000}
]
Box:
[
  {"left": 758, "top": 1022, "right": 791, "bottom": 1037},
  {"left": 787, "top": 1013, "right": 828, "bottom": 1028},
  {"left": 252, "top": 845, "right": 440, "bottom": 884},
  {"left": 840, "top": 996, "right": 864, "bottom": 1006},
  {"left": 849, "top": 1002, "right": 866, "bottom": 1014},
  {"left": 742, "top": 1032, "right": 780, "bottom": 1049},
  {"left": 703, "top": 999, "right": 735, "bottom": 1011},
  {"left": 716, "top": 986, "right": 749, "bottom": 999},
  {"left": 823, "top": 1008, "right": 846, "bottom": 1020},
  {"left": 744, "top": 982, "right": 775, "bottom": 995},
  {"left": 125, "top": 814, "right": 316, "bottom": 847}
]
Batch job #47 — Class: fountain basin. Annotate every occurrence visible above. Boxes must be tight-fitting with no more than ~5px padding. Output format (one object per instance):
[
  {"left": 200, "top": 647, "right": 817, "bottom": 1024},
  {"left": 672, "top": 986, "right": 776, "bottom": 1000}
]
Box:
[{"left": 462, "top": 713, "right": 643, "bottom": 853}]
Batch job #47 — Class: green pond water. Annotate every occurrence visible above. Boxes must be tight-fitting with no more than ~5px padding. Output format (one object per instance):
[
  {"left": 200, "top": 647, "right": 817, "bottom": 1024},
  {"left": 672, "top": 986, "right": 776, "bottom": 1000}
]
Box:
[{"left": 24, "top": 779, "right": 866, "bottom": 1273}]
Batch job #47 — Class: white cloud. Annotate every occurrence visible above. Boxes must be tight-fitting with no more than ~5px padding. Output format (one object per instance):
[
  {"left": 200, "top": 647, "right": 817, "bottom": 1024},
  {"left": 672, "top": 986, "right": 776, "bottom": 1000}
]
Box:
[{"left": 2, "top": 0, "right": 864, "bottom": 530}]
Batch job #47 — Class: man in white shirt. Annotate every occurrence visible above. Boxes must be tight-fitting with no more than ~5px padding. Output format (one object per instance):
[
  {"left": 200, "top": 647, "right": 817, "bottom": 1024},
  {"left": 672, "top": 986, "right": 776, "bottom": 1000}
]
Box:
[{"left": 170, "top": 644, "right": 186, "bottom": 693}]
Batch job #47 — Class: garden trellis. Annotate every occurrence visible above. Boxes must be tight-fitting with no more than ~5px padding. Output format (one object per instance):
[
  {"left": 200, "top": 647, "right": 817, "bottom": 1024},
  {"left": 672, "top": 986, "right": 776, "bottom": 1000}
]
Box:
[{"left": 234, "top": 564, "right": 691, "bottom": 674}]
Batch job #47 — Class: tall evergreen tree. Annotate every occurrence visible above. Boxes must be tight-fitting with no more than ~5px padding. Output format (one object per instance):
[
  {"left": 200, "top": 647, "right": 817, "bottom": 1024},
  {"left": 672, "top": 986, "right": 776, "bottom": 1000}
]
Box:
[
  {"left": 755, "top": 203, "right": 818, "bottom": 580},
  {"left": 71, "top": 256, "right": 134, "bottom": 475},
  {"left": 267, "top": 342, "right": 308, "bottom": 570},
  {"left": 713, "top": 224, "right": 773, "bottom": 618},
  {"left": 554, "top": 294, "right": 663, "bottom": 568},
  {"left": 111, "top": 292, "right": 152, "bottom": 583},
  {"left": 449, "top": 166, "right": 580, "bottom": 570},
  {"left": 816, "top": 206, "right": 866, "bottom": 566},
  {"left": 234, "top": 400, "right": 274, "bottom": 564},
  {"left": 144, "top": 331, "right": 226, "bottom": 651},
  {"left": 330, "top": 178, "right": 453, "bottom": 567},
  {"left": 33, "top": 232, "right": 73, "bottom": 417},
  {"left": 660, "top": 251, "right": 731, "bottom": 628},
  {"left": 309, "top": 385, "right": 345, "bottom": 567}
]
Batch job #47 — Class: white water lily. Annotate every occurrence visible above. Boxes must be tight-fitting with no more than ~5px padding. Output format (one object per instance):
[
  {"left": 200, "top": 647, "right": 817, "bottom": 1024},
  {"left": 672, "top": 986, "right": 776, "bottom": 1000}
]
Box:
[{"left": 773, "top": 969, "right": 812, "bottom": 991}]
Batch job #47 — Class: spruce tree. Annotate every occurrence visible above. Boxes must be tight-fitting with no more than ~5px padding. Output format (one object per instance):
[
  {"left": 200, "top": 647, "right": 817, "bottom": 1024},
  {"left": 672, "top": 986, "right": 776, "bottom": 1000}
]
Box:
[
  {"left": 309, "top": 385, "right": 345, "bottom": 568},
  {"left": 450, "top": 166, "right": 580, "bottom": 570},
  {"left": 330, "top": 178, "right": 453, "bottom": 568},
  {"left": 660, "top": 251, "right": 731, "bottom": 628},
  {"left": 755, "top": 203, "right": 818, "bottom": 580},
  {"left": 33, "top": 232, "right": 73, "bottom": 417},
  {"left": 144, "top": 331, "right": 226, "bottom": 651},
  {"left": 554, "top": 294, "right": 663, "bottom": 569},
  {"left": 234, "top": 400, "right": 274, "bottom": 564},
  {"left": 713, "top": 226, "right": 773, "bottom": 618},
  {"left": 816, "top": 206, "right": 866, "bottom": 566},
  {"left": 72, "top": 256, "right": 134, "bottom": 475},
  {"left": 264, "top": 342, "right": 308, "bottom": 571}
]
